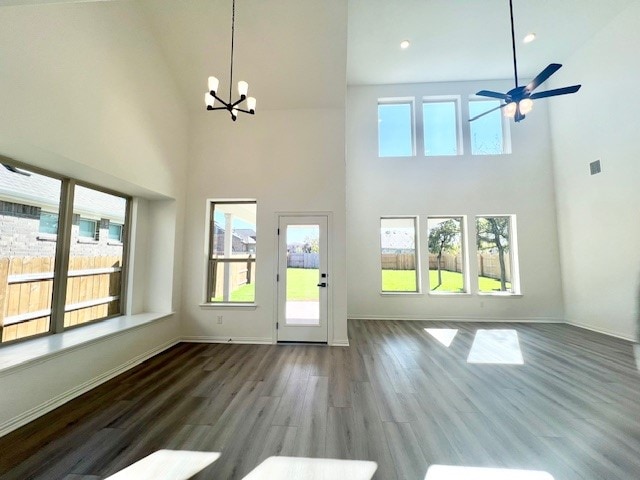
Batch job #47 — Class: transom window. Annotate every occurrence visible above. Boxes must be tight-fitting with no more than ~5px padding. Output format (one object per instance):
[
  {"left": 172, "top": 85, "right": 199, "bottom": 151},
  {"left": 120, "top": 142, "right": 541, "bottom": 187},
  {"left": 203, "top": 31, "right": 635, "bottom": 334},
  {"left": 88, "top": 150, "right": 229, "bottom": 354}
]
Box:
[
  {"left": 423, "top": 99, "right": 461, "bottom": 156},
  {"left": 378, "top": 101, "right": 414, "bottom": 157},
  {"left": 469, "top": 99, "right": 512, "bottom": 155}
]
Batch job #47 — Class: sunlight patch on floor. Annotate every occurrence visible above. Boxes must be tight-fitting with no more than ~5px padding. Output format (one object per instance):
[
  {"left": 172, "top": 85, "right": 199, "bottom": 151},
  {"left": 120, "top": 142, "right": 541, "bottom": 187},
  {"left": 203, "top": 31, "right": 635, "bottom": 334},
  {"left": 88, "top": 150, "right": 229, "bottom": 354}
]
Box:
[
  {"left": 243, "top": 456, "right": 378, "bottom": 480},
  {"left": 425, "top": 328, "right": 459, "bottom": 347},
  {"left": 105, "top": 450, "right": 220, "bottom": 480},
  {"left": 425, "top": 465, "right": 554, "bottom": 479},
  {"left": 467, "top": 329, "right": 524, "bottom": 365}
]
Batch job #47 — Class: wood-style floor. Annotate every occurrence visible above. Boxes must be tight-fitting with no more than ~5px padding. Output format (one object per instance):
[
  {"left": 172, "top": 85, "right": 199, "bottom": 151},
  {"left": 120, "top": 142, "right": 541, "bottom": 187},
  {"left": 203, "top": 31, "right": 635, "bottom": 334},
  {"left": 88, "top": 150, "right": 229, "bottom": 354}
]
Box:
[{"left": 1, "top": 320, "right": 639, "bottom": 480}]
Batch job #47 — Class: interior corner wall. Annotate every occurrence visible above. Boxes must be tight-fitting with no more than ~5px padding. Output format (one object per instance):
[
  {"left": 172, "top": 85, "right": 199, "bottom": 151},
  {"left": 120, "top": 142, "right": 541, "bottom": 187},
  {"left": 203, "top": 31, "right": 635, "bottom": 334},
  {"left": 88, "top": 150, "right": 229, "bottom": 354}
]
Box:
[
  {"left": 346, "top": 80, "right": 564, "bottom": 322},
  {"left": 0, "top": 1, "right": 188, "bottom": 433},
  {"left": 181, "top": 108, "right": 348, "bottom": 345},
  {"left": 548, "top": 2, "right": 640, "bottom": 341}
]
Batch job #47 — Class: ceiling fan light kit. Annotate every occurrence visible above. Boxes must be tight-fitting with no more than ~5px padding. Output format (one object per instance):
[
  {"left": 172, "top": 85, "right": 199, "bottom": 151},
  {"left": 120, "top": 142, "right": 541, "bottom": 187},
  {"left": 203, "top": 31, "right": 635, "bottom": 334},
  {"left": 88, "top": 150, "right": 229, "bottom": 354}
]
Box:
[
  {"left": 204, "top": 0, "right": 256, "bottom": 121},
  {"left": 470, "top": 0, "right": 581, "bottom": 123}
]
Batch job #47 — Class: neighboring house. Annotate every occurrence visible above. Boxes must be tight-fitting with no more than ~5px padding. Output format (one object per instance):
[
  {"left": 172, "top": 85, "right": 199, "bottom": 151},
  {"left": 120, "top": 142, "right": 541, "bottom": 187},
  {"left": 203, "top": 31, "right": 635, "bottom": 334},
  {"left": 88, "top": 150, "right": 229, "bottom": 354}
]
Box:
[
  {"left": 0, "top": 165, "right": 126, "bottom": 258},
  {"left": 212, "top": 224, "right": 256, "bottom": 255}
]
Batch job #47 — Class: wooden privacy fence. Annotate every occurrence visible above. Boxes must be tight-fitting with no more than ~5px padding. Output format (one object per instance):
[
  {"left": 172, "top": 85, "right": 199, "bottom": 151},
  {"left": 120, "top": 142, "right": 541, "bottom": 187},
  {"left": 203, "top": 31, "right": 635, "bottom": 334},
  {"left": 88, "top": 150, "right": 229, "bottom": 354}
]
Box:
[
  {"left": 209, "top": 258, "right": 256, "bottom": 300},
  {"left": 382, "top": 252, "right": 512, "bottom": 281},
  {"left": 381, "top": 253, "right": 416, "bottom": 270},
  {"left": 287, "top": 253, "right": 319, "bottom": 269},
  {"left": 0, "top": 256, "right": 122, "bottom": 343}
]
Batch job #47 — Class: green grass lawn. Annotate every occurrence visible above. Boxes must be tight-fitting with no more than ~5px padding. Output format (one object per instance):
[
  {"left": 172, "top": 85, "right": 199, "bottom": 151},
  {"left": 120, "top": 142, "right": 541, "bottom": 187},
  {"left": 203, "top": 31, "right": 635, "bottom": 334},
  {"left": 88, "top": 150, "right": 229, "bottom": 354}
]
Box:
[
  {"left": 212, "top": 268, "right": 320, "bottom": 302},
  {"left": 382, "top": 269, "right": 511, "bottom": 292}
]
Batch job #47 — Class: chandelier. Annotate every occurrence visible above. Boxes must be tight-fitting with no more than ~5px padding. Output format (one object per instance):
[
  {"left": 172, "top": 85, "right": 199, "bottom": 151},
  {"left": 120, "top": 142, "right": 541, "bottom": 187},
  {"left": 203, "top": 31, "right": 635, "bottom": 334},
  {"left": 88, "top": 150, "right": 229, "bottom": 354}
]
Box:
[{"left": 204, "top": 0, "right": 256, "bottom": 121}]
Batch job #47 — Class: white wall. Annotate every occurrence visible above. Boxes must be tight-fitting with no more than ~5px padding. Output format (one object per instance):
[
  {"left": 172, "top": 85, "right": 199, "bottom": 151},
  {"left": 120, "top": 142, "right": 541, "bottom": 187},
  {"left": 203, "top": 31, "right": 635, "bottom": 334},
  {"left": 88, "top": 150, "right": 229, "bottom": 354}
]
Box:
[
  {"left": 182, "top": 108, "right": 348, "bottom": 344},
  {"left": 0, "top": 1, "right": 188, "bottom": 431},
  {"left": 347, "top": 80, "right": 564, "bottom": 322},
  {"left": 548, "top": 3, "right": 640, "bottom": 340}
]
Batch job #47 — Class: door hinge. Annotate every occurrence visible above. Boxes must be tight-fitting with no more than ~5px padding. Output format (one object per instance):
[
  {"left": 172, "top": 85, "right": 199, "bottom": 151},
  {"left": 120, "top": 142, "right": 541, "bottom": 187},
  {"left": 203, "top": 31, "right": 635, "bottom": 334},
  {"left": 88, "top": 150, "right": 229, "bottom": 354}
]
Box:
[
  {"left": 276, "top": 322, "right": 279, "bottom": 329},
  {"left": 277, "top": 273, "right": 280, "bottom": 281},
  {"left": 277, "top": 228, "right": 280, "bottom": 235}
]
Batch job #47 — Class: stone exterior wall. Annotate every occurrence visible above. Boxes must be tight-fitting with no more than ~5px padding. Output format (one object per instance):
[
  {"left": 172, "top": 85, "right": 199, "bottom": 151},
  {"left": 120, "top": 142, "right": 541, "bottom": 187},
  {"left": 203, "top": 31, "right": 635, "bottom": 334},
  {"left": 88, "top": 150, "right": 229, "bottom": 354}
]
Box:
[{"left": 0, "top": 201, "right": 124, "bottom": 259}]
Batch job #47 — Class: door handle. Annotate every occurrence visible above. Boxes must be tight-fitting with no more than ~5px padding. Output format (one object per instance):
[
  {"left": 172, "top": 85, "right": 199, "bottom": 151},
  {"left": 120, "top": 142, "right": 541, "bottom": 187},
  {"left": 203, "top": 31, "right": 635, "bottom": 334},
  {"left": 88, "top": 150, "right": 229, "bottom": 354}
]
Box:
[{"left": 317, "top": 282, "right": 327, "bottom": 287}]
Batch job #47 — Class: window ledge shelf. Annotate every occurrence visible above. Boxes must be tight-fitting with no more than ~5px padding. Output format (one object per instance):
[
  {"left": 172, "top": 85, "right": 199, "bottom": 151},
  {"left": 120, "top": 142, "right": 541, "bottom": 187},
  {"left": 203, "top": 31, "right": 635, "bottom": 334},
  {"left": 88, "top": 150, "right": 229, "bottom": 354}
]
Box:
[
  {"left": 380, "top": 292, "right": 423, "bottom": 296},
  {"left": 199, "top": 303, "right": 258, "bottom": 310},
  {"left": 477, "top": 292, "right": 523, "bottom": 297},
  {"left": 77, "top": 238, "right": 99, "bottom": 244},
  {"left": 36, "top": 234, "right": 57, "bottom": 242},
  {"left": 428, "top": 292, "right": 472, "bottom": 297},
  {"left": 0, "top": 312, "right": 174, "bottom": 375}
]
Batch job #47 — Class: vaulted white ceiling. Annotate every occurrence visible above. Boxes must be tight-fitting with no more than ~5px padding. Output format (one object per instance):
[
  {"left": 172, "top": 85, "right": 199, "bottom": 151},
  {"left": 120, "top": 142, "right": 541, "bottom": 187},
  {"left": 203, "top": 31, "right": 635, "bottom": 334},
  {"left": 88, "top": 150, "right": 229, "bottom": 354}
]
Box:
[{"left": 0, "top": 0, "right": 634, "bottom": 111}]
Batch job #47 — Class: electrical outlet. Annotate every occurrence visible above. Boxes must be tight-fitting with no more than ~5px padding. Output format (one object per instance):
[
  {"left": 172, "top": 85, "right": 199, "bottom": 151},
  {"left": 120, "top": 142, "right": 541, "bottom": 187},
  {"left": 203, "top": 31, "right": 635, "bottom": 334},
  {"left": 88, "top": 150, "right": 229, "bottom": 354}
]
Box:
[{"left": 217, "top": 315, "right": 223, "bottom": 324}]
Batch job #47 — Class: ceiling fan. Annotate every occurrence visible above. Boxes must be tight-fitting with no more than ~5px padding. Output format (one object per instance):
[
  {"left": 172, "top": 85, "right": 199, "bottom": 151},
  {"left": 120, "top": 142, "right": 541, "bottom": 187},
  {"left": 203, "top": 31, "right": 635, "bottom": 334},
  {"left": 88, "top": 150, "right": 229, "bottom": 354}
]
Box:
[{"left": 470, "top": 0, "right": 581, "bottom": 123}]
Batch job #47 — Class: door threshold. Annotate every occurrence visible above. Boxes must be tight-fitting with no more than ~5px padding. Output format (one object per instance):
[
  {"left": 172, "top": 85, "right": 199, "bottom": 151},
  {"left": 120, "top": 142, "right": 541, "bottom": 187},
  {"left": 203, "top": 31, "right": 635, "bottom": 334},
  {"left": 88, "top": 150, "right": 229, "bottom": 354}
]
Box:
[{"left": 277, "top": 341, "right": 328, "bottom": 345}]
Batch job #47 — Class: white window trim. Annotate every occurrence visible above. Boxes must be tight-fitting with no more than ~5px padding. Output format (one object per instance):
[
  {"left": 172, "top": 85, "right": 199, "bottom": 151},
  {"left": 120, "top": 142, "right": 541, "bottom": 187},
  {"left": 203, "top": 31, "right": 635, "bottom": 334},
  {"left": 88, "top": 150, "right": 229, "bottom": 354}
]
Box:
[
  {"left": 468, "top": 96, "right": 512, "bottom": 155},
  {"left": 475, "top": 214, "right": 521, "bottom": 295},
  {"left": 422, "top": 95, "right": 463, "bottom": 157},
  {"left": 201, "top": 198, "right": 258, "bottom": 307},
  {"left": 379, "top": 215, "right": 421, "bottom": 294},
  {"left": 377, "top": 97, "right": 416, "bottom": 158},
  {"left": 426, "top": 215, "right": 469, "bottom": 294}
]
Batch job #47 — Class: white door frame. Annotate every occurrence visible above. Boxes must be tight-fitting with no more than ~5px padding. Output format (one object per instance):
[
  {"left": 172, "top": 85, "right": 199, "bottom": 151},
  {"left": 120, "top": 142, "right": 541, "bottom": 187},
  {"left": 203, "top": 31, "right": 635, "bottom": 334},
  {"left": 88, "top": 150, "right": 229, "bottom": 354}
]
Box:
[{"left": 273, "top": 212, "right": 333, "bottom": 344}]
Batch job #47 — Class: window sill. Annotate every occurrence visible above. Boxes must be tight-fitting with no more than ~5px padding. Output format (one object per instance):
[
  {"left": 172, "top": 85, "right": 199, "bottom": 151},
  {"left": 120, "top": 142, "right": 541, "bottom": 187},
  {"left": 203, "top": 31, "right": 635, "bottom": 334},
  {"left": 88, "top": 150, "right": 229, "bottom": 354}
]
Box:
[
  {"left": 199, "top": 303, "right": 258, "bottom": 310},
  {"left": 428, "top": 292, "right": 472, "bottom": 297},
  {"left": 107, "top": 241, "right": 123, "bottom": 246},
  {"left": 77, "top": 238, "right": 98, "bottom": 244},
  {"left": 36, "top": 234, "right": 57, "bottom": 242},
  {"left": 477, "top": 292, "right": 523, "bottom": 297},
  {"left": 0, "top": 312, "right": 174, "bottom": 375},
  {"left": 380, "top": 292, "right": 423, "bottom": 296}
]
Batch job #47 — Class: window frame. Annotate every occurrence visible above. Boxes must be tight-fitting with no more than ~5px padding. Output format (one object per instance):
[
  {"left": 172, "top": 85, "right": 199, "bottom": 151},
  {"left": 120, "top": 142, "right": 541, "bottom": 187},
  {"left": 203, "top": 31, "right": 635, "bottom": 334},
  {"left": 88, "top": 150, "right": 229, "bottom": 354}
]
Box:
[
  {"left": 108, "top": 222, "right": 124, "bottom": 243},
  {"left": 204, "top": 199, "right": 257, "bottom": 305},
  {"left": 468, "top": 97, "right": 512, "bottom": 155},
  {"left": 377, "top": 98, "right": 416, "bottom": 158},
  {"left": 422, "top": 96, "right": 463, "bottom": 157},
  {"left": 426, "top": 215, "right": 469, "bottom": 294},
  {"left": 475, "top": 214, "right": 520, "bottom": 295},
  {"left": 78, "top": 217, "right": 99, "bottom": 240},
  {"left": 0, "top": 159, "right": 132, "bottom": 346},
  {"left": 38, "top": 211, "right": 59, "bottom": 235},
  {"left": 379, "top": 215, "right": 421, "bottom": 294}
]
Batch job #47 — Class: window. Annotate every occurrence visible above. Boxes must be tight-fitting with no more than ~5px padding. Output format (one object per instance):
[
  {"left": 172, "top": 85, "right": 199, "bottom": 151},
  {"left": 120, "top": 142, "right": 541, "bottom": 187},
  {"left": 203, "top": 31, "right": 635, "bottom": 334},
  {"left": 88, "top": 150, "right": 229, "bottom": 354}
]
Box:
[
  {"left": 78, "top": 218, "right": 98, "bottom": 239},
  {"left": 378, "top": 101, "right": 414, "bottom": 157},
  {"left": 427, "top": 217, "right": 466, "bottom": 293},
  {"left": 469, "top": 100, "right": 511, "bottom": 155},
  {"left": 423, "top": 99, "right": 461, "bottom": 156},
  {"left": 206, "top": 201, "right": 257, "bottom": 303},
  {"left": 66, "top": 185, "right": 128, "bottom": 328},
  {"left": 476, "top": 216, "right": 519, "bottom": 294},
  {"left": 380, "top": 217, "right": 419, "bottom": 293},
  {"left": 109, "top": 223, "right": 123, "bottom": 242},
  {"left": 0, "top": 163, "right": 130, "bottom": 345},
  {"left": 39, "top": 212, "right": 59, "bottom": 234}
]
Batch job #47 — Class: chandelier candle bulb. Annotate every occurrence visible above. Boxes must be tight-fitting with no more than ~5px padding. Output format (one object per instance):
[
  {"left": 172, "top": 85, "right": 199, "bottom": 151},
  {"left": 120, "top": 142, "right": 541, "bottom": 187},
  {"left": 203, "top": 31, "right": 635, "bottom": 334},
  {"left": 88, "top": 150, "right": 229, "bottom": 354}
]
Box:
[
  {"left": 238, "top": 81, "right": 248, "bottom": 98},
  {"left": 205, "top": 93, "right": 215, "bottom": 108},
  {"left": 247, "top": 96, "right": 256, "bottom": 113},
  {"left": 208, "top": 76, "right": 219, "bottom": 95}
]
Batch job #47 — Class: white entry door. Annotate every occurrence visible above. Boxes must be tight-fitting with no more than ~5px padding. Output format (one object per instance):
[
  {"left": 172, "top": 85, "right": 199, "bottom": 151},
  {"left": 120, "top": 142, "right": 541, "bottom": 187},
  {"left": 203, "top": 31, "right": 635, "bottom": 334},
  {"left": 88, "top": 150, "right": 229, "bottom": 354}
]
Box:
[{"left": 277, "top": 216, "right": 328, "bottom": 343}]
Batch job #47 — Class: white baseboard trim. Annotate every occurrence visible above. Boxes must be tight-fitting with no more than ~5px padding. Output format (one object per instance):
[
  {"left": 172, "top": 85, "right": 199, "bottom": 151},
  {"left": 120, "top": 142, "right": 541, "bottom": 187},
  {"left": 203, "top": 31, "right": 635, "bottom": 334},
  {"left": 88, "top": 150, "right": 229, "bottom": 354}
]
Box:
[
  {"left": 348, "top": 314, "right": 564, "bottom": 323},
  {"left": 331, "top": 339, "right": 350, "bottom": 347},
  {"left": 0, "top": 338, "right": 180, "bottom": 438},
  {"left": 181, "top": 336, "right": 273, "bottom": 345},
  {"left": 567, "top": 320, "right": 635, "bottom": 342}
]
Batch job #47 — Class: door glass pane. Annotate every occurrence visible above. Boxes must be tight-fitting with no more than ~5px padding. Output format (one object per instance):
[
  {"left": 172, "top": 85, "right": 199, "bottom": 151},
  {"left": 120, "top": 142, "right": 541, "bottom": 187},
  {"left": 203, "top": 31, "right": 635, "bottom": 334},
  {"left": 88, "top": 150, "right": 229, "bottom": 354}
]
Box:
[
  {"left": 0, "top": 165, "right": 60, "bottom": 343},
  {"left": 65, "top": 185, "right": 127, "bottom": 328},
  {"left": 285, "top": 224, "right": 319, "bottom": 325}
]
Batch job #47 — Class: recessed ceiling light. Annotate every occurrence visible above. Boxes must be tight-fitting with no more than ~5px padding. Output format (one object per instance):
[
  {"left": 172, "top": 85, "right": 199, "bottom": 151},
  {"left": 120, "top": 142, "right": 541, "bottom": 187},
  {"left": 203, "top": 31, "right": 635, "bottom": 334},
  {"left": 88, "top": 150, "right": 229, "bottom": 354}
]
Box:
[
  {"left": 400, "top": 40, "right": 410, "bottom": 49},
  {"left": 523, "top": 33, "right": 536, "bottom": 44}
]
